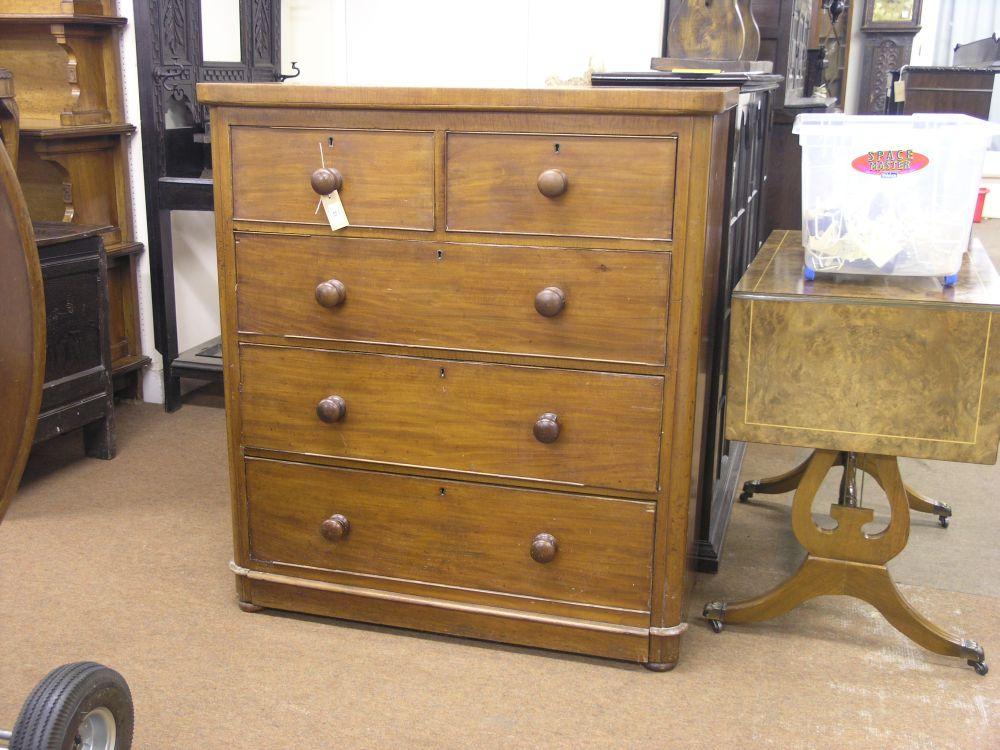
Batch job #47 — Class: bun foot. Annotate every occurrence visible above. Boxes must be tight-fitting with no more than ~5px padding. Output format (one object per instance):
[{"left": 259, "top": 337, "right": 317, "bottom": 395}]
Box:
[
  {"left": 643, "top": 661, "right": 677, "bottom": 672},
  {"left": 238, "top": 600, "right": 264, "bottom": 613}
]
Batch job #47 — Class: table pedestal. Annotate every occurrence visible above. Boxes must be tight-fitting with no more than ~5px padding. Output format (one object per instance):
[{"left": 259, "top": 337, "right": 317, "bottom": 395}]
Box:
[
  {"left": 703, "top": 449, "right": 987, "bottom": 675},
  {"left": 738, "top": 451, "right": 953, "bottom": 526}
]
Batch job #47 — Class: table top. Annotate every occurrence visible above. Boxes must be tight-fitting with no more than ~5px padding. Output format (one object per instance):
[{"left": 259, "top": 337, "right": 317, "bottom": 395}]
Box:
[
  {"left": 726, "top": 229, "right": 1000, "bottom": 464},
  {"left": 737, "top": 229, "right": 1000, "bottom": 313}
]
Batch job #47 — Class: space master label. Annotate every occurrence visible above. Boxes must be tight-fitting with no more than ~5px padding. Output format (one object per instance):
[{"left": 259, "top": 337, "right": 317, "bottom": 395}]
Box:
[{"left": 851, "top": 149, "right": 929, "bottom": 177}]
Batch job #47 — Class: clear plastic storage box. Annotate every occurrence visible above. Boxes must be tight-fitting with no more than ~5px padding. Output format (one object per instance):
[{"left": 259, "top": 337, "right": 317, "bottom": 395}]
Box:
[{"left": 794, "top": 113, "right": 996, "bottom": 284}]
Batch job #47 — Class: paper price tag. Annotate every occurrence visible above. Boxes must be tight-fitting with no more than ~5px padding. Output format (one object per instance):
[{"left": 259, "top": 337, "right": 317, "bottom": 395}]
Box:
[{"left": 321, "top": 190, "right": 349, "bottom": 231}]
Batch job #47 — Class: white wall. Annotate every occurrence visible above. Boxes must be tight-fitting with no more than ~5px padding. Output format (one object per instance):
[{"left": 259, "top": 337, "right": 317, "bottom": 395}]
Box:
[
  {"left": 152, "top": 0, "right": 667, "bottom": 403},
  {"left": 118, "top": 1, "right": 160, "bottom": 401},
  {"left": 282, "top": 0, "right": 664, "bottom": 88}
]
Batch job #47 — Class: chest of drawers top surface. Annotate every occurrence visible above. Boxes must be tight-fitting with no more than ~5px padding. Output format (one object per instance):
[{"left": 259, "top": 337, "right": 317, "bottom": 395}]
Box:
[{"left": 203, "top": 84, "right": 735, "bottom": 668}]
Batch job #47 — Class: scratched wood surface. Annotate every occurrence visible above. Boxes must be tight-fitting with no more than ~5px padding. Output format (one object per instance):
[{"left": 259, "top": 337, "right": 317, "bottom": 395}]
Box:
[
  {"left": 246, "top": 457, "right": 656, "bottom": 611},
  {"left": 235, "top": 232, "right": 672, "bottom": 366},
  {"left": 239, "top": 343, "right": 664, "bottom": 493},
  {"left": 201, "top": 84, "right": 735, "bottom": 666}
]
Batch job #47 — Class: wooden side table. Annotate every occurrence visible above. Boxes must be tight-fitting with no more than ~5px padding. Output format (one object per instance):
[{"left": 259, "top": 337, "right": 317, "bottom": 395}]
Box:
[{"left": 705, "top": 229, "right": 1000, "bottom": 675}]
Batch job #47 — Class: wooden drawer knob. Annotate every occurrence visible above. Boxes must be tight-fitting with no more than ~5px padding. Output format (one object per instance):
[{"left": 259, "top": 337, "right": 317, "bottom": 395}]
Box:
[
  {"left": 315, "top": 279, "right": 346, "bottom": 308},
  {"left": 537, "top": 168, "right": 568, "bottom": 198},
  {"left": 316, "top": 395, "right": 347, "bottom": 423},
  {"left": 533, "top": 412, "right": 560, "bottom": 443},
  {"left": 534, "top": 286, "right": 565, "bottom": 317},
  {"left": 320, "top": 513, "right": 351, "bottom": 541},
  {"left": 530, "top": 532, "right": 558, "bottom": 563},
  {"left": 311, "top": 167, "right": 343, "bottom": 195}
]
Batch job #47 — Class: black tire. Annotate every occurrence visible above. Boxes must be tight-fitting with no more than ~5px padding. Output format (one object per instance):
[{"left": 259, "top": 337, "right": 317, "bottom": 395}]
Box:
[{"left": 10, "top": 662, "right": 133, "bottom": 750}]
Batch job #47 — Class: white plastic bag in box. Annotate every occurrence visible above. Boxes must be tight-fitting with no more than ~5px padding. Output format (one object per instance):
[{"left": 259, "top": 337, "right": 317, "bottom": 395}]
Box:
[{"left": 793, "top": 113, "right": 996, "bottom": 279}]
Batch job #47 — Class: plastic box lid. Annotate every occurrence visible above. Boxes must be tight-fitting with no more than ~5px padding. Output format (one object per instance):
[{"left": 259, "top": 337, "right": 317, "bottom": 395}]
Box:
[{"left": 793, "top": 113, "right": 998, "bottom": 143}]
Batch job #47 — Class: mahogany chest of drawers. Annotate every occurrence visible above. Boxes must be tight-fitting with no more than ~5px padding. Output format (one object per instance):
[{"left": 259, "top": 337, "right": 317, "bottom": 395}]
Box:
[{"left": 199, "top": 84, "right": 736, "bottom": 669}]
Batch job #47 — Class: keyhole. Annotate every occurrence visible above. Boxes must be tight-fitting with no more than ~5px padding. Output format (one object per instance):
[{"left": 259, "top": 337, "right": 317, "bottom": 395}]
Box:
[
  {"left": 439, "top": 488, "right": 446, "bottom": 496},
  {"left": 328, "top": 137, "right": 334, "bottom": 147},
  {"left": 553, "top": 143, "right": 560, "bottom": 154},
  {"left": 439, "top": 367, "right": 446, "bottom": 378},
  {"left": 436, "top": 249, "right": 444, "bottom": 260}
]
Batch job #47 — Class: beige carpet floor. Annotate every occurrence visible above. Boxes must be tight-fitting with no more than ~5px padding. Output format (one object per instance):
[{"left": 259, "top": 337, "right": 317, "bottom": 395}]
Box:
[{"left": 0, "top": 397, "right": 997, "bottom": 749}]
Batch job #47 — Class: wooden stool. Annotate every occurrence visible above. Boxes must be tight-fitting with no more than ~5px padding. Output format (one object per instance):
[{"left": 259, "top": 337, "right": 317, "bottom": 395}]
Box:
[{"left": 703, "top": 449, "right": 986, "bottom": 674}]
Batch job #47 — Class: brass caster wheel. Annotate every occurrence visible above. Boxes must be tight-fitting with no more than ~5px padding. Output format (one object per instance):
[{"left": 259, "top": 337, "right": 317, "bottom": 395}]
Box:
[
  {"left": 969, "top": 660, "right": 988, "bottom": 676},
  {"left": 710, "top": 619, "right": 724, "bottom": 633},
  {"left": 939, "top": 515, "right": 949, "bottom": 528},
  {"left": 739, "top": 481, "right": 754, "bottom": 503}
]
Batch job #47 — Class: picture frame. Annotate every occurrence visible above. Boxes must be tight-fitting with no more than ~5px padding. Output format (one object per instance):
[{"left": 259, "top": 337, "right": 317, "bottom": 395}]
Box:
[{"left": 862, "top": 0, "right": 923, "bottom": 32}]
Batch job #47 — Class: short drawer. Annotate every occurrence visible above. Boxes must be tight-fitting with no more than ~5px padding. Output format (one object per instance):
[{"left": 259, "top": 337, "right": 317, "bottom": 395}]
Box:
[
  {"left": 245, "top": 458, "right": 655, "bottom": 611},
  {"left": 240, "top": 345, "right": 663, "bottom": 492},
  {"left": 235, "top": 233, "right": 671, "bottom": 366},
  {"left": 446, "top": 132, "right": 677, "bottom": 240},
  {"left": 230, "top": 126, "right": 435, "bottom": 229}
]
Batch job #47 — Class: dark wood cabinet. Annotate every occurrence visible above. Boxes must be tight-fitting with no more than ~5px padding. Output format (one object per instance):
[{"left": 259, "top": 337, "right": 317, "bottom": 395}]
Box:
[
  {"left": 593, "top": 71, "right": 778, "bottom": 572},
  {"left": 134, "top": 0, "right": 284, "bottom": 411},
  {"left": 895, "top": 67, "right": 997, "bottom": 118},
  {"left": 33, "top": 222, "right": 115, "bottom": 458}
]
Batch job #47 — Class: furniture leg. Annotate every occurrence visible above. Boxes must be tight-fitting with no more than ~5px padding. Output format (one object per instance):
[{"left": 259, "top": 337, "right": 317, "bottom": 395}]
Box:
[
  {"left": 706, "top": 450, "right": 986, "bottom": 673},
  {"left": 855, "top": 454, "right": 952, "bottom": 527},
  {"left": 843, "top": 561, "right": 985, "bottom": 672},
  {"left": 904, "top": 485, "right": 952, "bottom": 527},
  {"left": 82, "top": 411, "right": 116, "bottom": 460},
  {"left": 703, "top": 554, "right": 840, "bottom": 628},
  {"left": 738, "top": 451, "right": 831, "bottom": 502}
]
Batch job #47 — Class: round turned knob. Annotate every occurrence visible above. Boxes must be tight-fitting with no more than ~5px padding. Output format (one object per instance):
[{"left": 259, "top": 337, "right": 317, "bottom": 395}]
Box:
[
  {"left": 316, "top": 395, "right": 347, "bottom": 423},
  {"left": 533, "top": 412, "right": 560, "bottom": 443},
  {"left": 310, "top": 167, "right": 344, "bottom": 195},
  {"left": 530, "top": 532, "right": 558, "bottom": 563},
  {"left": 537, "top": 168, "right": 568, "bottom": 198},
  {"left": 534, "top": 286, "right": 565, "bottom": 317},
  {"left": 320, "top": 514, "right": 351, "bottom": 541},
  {"left": 315, "top": 279, "right": 346, "bottom": 308}
]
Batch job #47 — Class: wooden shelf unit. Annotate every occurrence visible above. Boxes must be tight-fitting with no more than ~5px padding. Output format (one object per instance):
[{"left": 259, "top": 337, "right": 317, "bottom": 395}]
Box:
[{"left": 0, "top": 5, "right": 146, "bottom": 393}]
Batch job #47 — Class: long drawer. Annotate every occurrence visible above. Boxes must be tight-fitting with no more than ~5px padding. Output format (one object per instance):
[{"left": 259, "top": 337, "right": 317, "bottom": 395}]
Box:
[
  {"left": 240, "top": 344, "right": 663, "bottom": 492},
  {"left": 446, "top": 132, "right": 677, "bottom": 240},
  {"left": 235, "top": 233, "right": 671, "bottom": 366},
  {"left": 230, "top": 126, "right": 435, "bottom": 229},
  {"left": 245, "top": 458, "right": 655, "bottom": 611}
]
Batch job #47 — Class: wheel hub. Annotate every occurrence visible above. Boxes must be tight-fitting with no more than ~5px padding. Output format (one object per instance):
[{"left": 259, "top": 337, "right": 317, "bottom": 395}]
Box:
[{"left": 74, "top": 707, "right": 116, "bottom": 750}]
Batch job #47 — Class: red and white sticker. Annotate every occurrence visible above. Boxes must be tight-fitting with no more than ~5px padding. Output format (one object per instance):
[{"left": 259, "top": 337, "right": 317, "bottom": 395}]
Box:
[{"left": 851, "top": 149, "right": 929, "bottom": 177}]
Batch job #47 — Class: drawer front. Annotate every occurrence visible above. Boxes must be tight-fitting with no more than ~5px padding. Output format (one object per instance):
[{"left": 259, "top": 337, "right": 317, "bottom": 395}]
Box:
[
  {"left": 230, "top": 126, "right": 435, "bottom": 229},
  {"left": 236, "top": 233, "right": 671, "bottom": 365},
  {"left": 446, "top": 132, "right": 677, "bottom": 240},
  {"left": 246, "top": 458, "right": 655, "bottom": 610},
  {"left": 240, "top": 345, "right": 663, "bottom": 492}
]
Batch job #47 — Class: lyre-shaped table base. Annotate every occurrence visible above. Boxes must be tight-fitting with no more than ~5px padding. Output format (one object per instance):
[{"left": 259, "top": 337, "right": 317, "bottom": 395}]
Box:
[
  {"left": 738, "top": 451, "right": 953, "bottom": 526},
  {"left": 704, "top": 450, "right": 987, "bottom": 675}
]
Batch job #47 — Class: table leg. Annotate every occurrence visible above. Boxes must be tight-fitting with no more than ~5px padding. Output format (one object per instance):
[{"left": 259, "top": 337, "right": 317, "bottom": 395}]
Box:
[
  {"left": 738, "top": 453, "right": 828, "bottom": 502},
  {"left": 705, "top": 450, "right": 986, "bottom": 674},
  {"left": 855, "top": 454, "right": 953, "bottom": 527}
]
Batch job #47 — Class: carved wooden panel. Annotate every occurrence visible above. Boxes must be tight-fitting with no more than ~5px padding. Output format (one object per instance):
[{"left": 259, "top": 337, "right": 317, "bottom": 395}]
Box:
[
  {"left": 858, "top": 34, "right": 914, "bottom": 114},
  {"left": 149, "top": 0, "right": 281, "bottom": 175}
]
